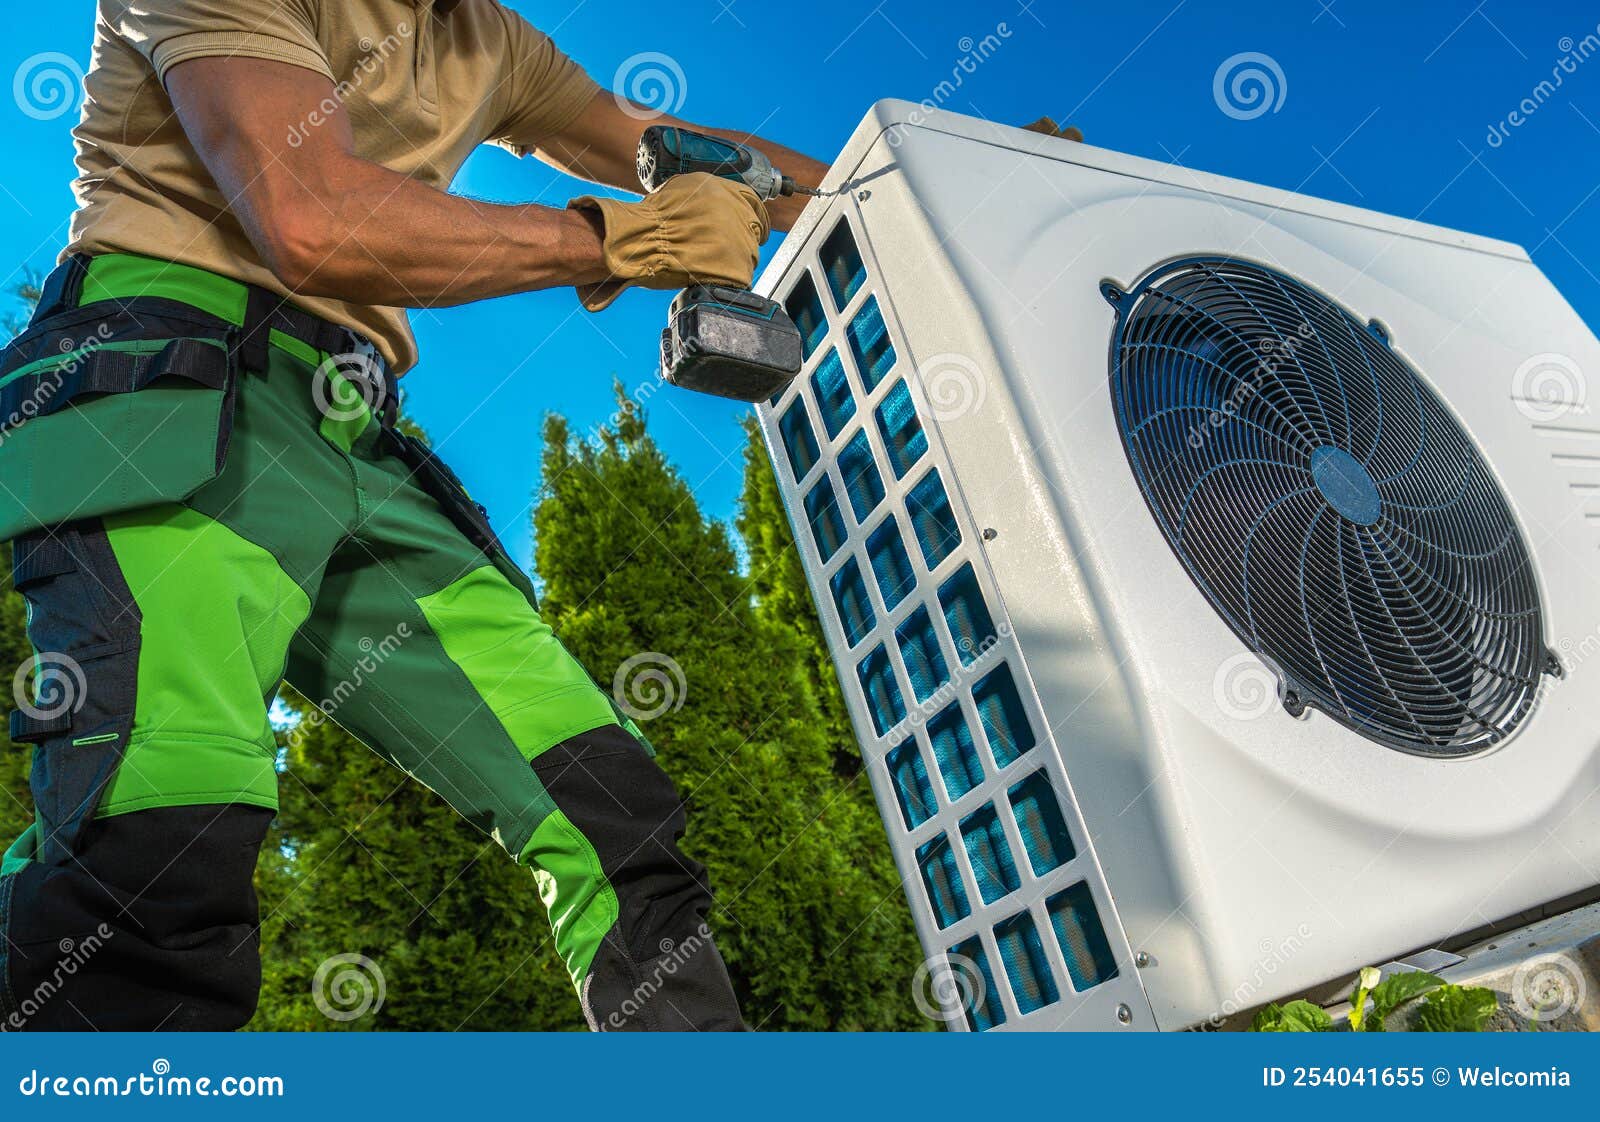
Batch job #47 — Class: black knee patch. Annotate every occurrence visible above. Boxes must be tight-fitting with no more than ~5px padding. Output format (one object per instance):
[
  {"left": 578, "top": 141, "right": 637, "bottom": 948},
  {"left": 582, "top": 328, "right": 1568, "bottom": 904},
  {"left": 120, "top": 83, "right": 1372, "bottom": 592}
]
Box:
[
  {"left": 531, "top": 725, "right": 745, "bottom": 1030},
  {"left": 1, "top": 804, "right": 271, "bottom": 1031}
]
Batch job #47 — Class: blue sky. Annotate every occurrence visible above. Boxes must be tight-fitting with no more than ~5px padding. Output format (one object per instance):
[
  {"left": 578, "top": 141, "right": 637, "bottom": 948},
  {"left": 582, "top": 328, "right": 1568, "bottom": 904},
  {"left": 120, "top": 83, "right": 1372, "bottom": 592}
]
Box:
[{"left": 3, "top": 1, "right": 1599, "bottom": 570}]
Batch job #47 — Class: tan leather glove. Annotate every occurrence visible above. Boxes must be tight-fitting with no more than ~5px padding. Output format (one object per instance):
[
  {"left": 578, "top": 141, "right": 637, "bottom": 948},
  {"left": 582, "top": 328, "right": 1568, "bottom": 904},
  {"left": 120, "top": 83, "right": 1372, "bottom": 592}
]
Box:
[
  {"left": 568, "top": 173, "right": 771, "bottom": 312},
  {"left": 1021, "top": 116, "right": 1084, "bottom": 142}
]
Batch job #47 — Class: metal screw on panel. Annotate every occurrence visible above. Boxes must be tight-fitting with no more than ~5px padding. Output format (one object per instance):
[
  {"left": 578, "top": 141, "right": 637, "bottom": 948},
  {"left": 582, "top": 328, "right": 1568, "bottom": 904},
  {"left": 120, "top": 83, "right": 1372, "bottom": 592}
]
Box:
[
  {"left": 1116, "top": 1004, "right": 1133, "bottom": 1025},
  {"left": 857, "top": 189, "right": 872, "bottom": 202},
  {"left": 981, "top": 527, "right": 998, "bottom": 541},
  {"left": 1134, "top": 952, "right": 1151, "bottom": 968}
]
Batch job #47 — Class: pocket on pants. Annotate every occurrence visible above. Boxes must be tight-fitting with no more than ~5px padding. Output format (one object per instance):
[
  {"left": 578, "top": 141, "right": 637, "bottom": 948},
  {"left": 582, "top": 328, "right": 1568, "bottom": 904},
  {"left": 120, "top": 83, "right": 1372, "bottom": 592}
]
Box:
[
  {"left": 7, "top": 525, "right": 142, "bottom": 866},
  {"left": 0, "top": 302, "right": 241, "bottom": 542}
]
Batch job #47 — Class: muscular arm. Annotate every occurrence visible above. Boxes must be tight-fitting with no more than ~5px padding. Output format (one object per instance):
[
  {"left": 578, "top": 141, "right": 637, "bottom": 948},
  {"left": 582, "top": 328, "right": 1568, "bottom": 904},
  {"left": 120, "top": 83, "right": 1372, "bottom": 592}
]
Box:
[
  {"left": 537, "top": 92, "right": 830, "bottom": 232},
  {"left": 166, "top": 57, "right": 610, "bottom": 306}
]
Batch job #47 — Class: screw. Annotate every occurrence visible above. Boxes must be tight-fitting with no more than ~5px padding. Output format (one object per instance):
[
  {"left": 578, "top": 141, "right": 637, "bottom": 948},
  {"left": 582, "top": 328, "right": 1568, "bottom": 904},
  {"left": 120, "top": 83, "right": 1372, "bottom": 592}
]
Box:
[
  {"left": 1116, "top": 1003, "right": 1133, "bottom": 1025},
  {"left": 857, "top": 189, "right": 872, "bottom": 202},
  {"left": 1134, "top": 952, "right": 1150, "bottom": 968},
  {"left": 981, "top": 527, "right": 998, "bottom": 541}
]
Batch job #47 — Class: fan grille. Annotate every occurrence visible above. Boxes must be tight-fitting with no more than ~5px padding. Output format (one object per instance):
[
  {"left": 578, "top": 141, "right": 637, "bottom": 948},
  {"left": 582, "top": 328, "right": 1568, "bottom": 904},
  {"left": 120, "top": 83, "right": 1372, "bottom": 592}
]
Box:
[{"left": 1106, "top": 257, "right": 1550, "bottom": 756}]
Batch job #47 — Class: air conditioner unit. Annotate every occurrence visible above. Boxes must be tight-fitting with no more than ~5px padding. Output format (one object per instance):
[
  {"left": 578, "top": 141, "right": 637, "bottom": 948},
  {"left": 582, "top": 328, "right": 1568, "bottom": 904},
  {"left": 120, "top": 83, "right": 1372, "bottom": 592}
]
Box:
[{"left": 754, "top": 101, "right": 1600, "bottom": 1031}]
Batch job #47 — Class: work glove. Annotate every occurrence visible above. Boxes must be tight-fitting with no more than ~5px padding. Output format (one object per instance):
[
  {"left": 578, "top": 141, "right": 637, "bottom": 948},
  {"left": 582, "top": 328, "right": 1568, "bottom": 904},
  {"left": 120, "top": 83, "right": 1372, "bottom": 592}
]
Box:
[
  {"left": 1021, "top": 116, "right": 1084, "bottom": 142},
  {"left": 568, "top": 173, "right": 771, "bottom": 311}
]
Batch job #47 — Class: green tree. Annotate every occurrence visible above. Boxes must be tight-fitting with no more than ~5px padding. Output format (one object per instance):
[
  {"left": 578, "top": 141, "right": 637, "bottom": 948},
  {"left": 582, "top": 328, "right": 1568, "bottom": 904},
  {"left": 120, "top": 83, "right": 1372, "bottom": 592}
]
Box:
[
  {"left": 535, "top": 394, "right": 926, "bottom": 1029},
  {"left": 250, "top": 682, "right": 580, "bottom": 1030},
  {"left": 735, "top": 415, "right": 858, "bottom": 777}
]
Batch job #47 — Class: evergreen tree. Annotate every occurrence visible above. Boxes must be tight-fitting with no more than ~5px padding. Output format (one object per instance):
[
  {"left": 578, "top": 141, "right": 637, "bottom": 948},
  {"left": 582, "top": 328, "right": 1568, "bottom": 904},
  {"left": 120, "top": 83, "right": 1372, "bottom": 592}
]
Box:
[
  {"left": 250, "top": 683, "right": 580, "bottom": 1030},
  {"left": 535, "top": 394, "right": 927, "bottom": 1029},
  {"left": 735, "top": 415, "right": 858, "bottom": 777}
]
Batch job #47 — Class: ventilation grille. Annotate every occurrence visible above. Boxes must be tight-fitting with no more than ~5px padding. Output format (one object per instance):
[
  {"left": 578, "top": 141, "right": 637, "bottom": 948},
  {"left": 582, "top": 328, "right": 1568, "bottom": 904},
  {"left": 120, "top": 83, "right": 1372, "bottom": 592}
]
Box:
[
  {"left": 763, "top": 215, "right": 1132, "bottom": 1030},
  {"left": 1106, "top": 257, "right": 1553, "bottom": 756}
]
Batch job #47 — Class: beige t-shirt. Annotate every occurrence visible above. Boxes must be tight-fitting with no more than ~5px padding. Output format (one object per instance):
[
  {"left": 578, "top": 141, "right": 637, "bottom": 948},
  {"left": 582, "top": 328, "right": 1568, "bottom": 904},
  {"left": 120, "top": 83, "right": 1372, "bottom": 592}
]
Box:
[{"left": 66, "top": 0, "right": 601, "bottom": 372}]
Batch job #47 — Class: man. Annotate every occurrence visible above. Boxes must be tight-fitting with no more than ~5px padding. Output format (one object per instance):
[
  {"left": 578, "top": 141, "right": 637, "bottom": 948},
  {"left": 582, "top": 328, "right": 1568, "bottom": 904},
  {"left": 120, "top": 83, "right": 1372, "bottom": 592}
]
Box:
[{"left": 0, "top": 0, "right": 830, "bottom": 1032}]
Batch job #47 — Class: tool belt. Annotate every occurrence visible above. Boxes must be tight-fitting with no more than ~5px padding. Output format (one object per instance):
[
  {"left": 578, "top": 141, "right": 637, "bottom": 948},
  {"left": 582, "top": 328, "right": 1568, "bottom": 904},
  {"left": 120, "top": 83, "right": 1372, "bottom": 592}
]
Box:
[{"left": 0, "top": 254, "right": 403, "bottom": 543}]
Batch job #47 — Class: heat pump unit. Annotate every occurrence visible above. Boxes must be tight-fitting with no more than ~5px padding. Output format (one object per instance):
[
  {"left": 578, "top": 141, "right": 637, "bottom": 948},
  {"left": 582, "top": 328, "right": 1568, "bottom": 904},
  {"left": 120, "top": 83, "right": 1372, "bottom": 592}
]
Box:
[{"left": 754, "top": 101, "right": 1600, "bottom": 1031}]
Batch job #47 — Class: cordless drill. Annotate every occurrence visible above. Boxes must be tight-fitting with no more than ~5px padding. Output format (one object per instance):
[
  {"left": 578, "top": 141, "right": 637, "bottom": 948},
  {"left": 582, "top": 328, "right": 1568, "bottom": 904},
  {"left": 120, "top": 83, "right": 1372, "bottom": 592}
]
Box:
[{"left": 637, "top": 126, "right": 821, "bottom": 403}]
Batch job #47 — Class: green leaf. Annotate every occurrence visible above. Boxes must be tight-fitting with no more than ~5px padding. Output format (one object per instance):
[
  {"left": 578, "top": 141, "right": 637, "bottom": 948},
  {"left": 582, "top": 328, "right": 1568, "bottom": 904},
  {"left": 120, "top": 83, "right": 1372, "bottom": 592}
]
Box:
[
  {"left": 1251, "top": 999, "right": 1334, "bottom": 1032},
  {"left": 1365, "top": 970, "right": 1445, "bottom": 1031},
  {"left": 1412, "top": 984, "right": 1498, "bottom": 1032}
]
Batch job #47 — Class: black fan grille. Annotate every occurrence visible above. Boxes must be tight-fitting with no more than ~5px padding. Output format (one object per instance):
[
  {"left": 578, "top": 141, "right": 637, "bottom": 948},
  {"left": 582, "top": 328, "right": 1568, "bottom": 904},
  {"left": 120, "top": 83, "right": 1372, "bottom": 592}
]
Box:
[{"left": 1106, "top": 257, "right": 1550, "bottom": 756}]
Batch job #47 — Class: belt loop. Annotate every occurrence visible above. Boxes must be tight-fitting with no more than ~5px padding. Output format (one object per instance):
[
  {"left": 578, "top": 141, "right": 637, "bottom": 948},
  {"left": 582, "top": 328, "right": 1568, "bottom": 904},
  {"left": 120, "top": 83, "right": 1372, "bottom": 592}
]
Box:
[
  {"left": 381, "top": 366, "right": 399, "bottom": 429},
  {"left": 30, "top": 254, "right": 92, "bottom": 324},
  {"left": 235, "top": 286, "right": 278, "bottom": 373}
]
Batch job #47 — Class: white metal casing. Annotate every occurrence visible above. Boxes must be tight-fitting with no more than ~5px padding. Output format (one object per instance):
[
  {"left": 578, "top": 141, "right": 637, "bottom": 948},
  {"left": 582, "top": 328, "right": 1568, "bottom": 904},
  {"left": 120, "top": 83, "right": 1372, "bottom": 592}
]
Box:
[{"left": 754, "top": 101, "right": 1600, "bottom": 1031}]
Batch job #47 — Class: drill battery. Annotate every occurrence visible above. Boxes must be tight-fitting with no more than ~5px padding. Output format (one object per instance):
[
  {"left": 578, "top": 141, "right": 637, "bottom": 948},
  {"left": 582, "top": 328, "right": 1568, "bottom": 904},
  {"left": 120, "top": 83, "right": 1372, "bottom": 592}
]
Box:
[{"left": 658, "top": 285, "right": 803, "bottom": 403}]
